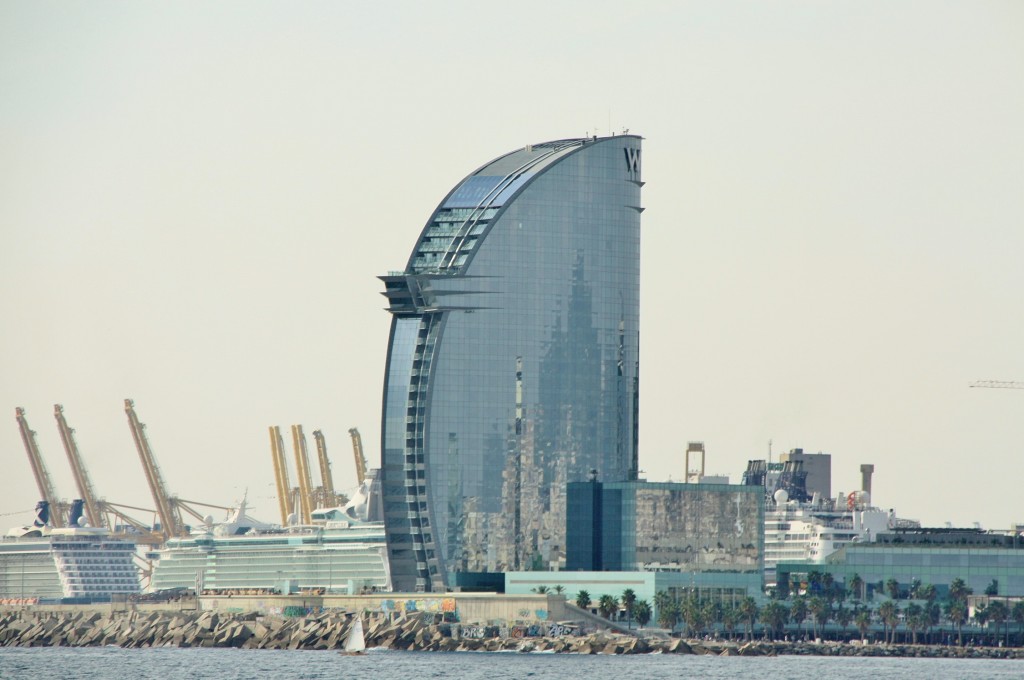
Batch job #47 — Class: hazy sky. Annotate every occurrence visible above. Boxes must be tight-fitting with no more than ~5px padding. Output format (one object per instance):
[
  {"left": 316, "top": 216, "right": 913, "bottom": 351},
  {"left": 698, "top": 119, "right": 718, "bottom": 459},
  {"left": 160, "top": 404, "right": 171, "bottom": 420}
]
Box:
[{"left": 2, "top": 2, "right": 1022, "bottom": 532}]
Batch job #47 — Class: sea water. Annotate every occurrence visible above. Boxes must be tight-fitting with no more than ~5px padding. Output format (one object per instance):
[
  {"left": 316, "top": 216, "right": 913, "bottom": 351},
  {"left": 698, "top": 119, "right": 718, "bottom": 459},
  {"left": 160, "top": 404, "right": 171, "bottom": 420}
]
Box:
[{"left": 0, "top": 646, "right": 1020, "bottom": 680}]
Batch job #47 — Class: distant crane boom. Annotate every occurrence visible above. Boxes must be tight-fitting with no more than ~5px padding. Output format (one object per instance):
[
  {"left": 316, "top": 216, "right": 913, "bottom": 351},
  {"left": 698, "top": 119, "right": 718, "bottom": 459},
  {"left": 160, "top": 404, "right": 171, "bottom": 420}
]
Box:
[
  {"left": 124, "top": 399, "right": 184, "bottom": 539},
  {"left": 269, "top": 426, "right": 292, "bottom": 525},
  {"left": 312, "top": 429, "right": 335, "bottom": 500},
  {"left": 290, "top": 424, "right": 315, "bottom": 524},
  {"left": 348, "top": 427, "right": 368, "bottom": 486},
  {"left": 970, "top": 380, "right": 1024, "bottom": 390},
  {"left": 53, "top": 404, "right": 108, "bottom": 530},
  {"left": 15, "top": 407, "right": 64, "bottom": 527}
]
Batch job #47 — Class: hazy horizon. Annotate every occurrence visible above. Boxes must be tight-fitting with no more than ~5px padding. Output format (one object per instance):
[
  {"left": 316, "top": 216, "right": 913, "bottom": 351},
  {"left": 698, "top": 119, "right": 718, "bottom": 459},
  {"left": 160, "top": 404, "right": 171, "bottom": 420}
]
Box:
[{"left": 2, "top": 2, "right": 1022, "bottom": 532}]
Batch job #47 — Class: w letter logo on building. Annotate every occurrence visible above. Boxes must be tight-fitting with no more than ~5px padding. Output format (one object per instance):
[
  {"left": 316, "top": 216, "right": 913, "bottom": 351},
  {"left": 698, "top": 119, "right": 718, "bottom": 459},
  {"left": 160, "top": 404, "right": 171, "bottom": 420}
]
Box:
[{"left": 623, "top": 148, "right": 641, "bottom": 175}]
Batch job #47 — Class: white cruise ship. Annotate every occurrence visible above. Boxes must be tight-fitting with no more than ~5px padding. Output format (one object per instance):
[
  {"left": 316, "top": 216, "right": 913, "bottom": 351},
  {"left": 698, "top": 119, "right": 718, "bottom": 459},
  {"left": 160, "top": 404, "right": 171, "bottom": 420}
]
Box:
[
  {"left": 0, "top": 520, "right": 141, "bottom": 602},
  {"left": 763, "top": 489, "right": 893, "bottom": 587},
  {"left": 148, "top": 495, "right": 391, "bottom": 595}
]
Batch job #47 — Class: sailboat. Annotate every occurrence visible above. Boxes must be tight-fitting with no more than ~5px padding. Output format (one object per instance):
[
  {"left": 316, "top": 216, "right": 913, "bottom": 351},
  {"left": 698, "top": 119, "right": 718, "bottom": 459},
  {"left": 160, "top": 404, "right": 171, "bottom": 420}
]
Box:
[{"left": 339, "top": 615, "right": 366, "bottom": 655}]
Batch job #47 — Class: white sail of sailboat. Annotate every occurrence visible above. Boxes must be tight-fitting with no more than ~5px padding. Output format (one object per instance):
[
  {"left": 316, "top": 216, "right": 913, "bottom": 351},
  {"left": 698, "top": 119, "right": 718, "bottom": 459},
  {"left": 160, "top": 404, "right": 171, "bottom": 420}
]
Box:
[{"left": 342, "top": 615, "right": 366, "bottom": 654}]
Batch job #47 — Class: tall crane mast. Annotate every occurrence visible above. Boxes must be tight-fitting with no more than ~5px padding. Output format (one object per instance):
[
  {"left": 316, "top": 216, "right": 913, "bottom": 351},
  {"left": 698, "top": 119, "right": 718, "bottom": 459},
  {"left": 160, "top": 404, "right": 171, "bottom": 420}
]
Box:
[
  {"left": 312, "top": 429, "right": 336, "bottom": 505},
  {"left": 124, "top": 399, "right": 184, "bottom": 540},
  {"left": 269, "top": 426, "right": 293, "bottom": 525},
  {"left": 15, "top": 407, "right": 65, "bottom": 527},
  {"left": 53, "top": 404, "right": 107, "bottom": 530},
  {"left": 348, "top": 427, "right": 368, "bottom": 486},
  {"left": 970, "top": 380, "right": 1024, "bottom": 390},
  {"left": 291, "top": 425, "right": 315, "bottom": 524}
]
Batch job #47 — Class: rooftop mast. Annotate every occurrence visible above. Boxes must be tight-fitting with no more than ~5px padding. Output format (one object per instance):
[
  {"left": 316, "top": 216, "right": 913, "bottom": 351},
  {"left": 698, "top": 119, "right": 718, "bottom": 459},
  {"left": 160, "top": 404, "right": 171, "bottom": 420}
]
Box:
[{"left": 15, "top": 407, "right": 65, "bottom": 527}]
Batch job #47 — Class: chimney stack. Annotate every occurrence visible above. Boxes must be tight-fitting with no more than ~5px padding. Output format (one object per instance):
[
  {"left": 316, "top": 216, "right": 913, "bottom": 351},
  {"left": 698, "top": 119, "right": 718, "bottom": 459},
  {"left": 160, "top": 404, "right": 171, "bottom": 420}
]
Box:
[{"left": 860, "top": 464, "right": 875, "bottom": 497}]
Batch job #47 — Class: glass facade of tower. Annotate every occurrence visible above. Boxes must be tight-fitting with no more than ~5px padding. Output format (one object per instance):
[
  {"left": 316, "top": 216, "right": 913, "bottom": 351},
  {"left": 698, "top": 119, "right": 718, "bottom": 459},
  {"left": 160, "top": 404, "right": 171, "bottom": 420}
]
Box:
[{"left": 380, "top": 136, "right": 642, "bottom": 592}]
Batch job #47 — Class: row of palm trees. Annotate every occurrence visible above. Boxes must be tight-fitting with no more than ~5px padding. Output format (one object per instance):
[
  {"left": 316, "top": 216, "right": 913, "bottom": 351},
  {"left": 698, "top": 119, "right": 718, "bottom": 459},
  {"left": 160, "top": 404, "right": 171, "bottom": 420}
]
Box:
[
  {"left": 573, "top": 588, "right": 653, "bottom": 628},
  {"left": 567, "top": 578, "right": 1024, "bottom": 646}
]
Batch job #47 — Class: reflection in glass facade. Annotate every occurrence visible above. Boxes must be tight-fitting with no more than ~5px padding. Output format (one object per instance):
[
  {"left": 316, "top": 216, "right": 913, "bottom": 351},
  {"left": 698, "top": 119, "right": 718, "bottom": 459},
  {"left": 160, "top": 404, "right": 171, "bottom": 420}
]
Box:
[
  {"left": 380, "top": 136, "right": 642, "bottom": 591},
  {"left": 567, "top": 481, "right": 764, "bottom": 576}
]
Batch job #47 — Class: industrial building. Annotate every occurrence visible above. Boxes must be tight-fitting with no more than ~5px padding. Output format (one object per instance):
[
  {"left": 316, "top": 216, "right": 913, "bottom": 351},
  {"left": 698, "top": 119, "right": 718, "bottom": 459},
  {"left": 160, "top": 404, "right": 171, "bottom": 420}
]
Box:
[{"left": 379, "top": 136, "right": 643, "bottom": 592}]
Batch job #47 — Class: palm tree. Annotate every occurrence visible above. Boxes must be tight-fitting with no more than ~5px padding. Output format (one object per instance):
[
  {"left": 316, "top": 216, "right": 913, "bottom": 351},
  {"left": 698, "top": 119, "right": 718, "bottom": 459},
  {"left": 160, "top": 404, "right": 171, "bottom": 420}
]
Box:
[
  {"left": 621, "top": 588, "right": 637, "bottom": 629},
  {"left": 634, "top": 600, "right": 652, "bottom": 628},
  {"left": 807, "top": 570, "right": 823, "bottom": 595},
  {"left": 598, "top": 594, "right": 617, "bottom": 620},
  {"left": 680, "top": 595, "right": 704, "bottom": 637},
  {"left": 657, "top": 599, "right": 679, "bottom": 631},
  {"left": 909, "top": 578, "right": 923, "bottom": 600},
  {"left": 807, "top": 596, "right": 829, "bottom": 639},
  {"left": 821, "top": 572, "right": 836, "bottom": 603},
  {"left": 855, "top": 608, "right": 871, "bottom": 642},
  {"left": 987, "top": 600, "right": 1009, "bottom": 646},
  {"left": 738, "top": 596, "right": 759, "bottom": 641},
  {"left": 905, "top": 602, "right": 924, "bottom": 644},
  {"left": 575, "top": 589, "right": 591, "bottom": 610},
  {"left": 532, "top": 585, "right": 549, "bottom": 594},
  {"left": 553, "top": 584, "right": 565, "bottom": 595},
  {"left": 1012, "top": 601, "right": 1024, "bottom": 647},
  {"left": 945, "top": 600, "right": 968, "bottom": 646},
  {"left": 948, "top": 577, "right": 972, "bottom": 604},
  {"left": 721, "top": 604, "right": 739, "bottom": 640},
  {"left": 759, "top": 602, "right": 789, "bottom": 641},
  {"left": 878, "top": 600, "right": 898, "bottom": 644},
  {"left": 790, "top": 596, "right": 808, "bottom": 639},
  {"left": 848, "top": 573, "right": 864, "bottom": 602},
  {"left": 974, "top": 602, "right": 989, "bottom": 644},
  {"left": 834, "top": 604, "right": 852, "bottom": 641},
  {"left": 886, "top": 578, "right": 900, "bottom": 601},
  {"left": 985, "top": 579, "right": 999, "bottom": 597}
]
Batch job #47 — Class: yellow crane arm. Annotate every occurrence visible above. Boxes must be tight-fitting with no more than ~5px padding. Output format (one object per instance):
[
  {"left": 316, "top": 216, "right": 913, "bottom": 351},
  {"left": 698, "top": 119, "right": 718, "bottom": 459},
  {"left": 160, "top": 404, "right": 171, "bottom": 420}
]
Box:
[
  {"left": 348, "top": 427, "right": 368, "bottom": 486},
  {"left": 291, "top": 424, "right": 315, "bottom": 524},
  {"left": 269, "top": 426, "right": 292, "bottom": 525}
]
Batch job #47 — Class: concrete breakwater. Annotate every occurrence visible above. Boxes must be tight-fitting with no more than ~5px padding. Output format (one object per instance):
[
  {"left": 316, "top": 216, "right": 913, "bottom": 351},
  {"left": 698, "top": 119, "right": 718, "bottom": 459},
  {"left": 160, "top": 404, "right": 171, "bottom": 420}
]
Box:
[{"left": 1, "top": 610, "right": 1023, "bottom": 659}]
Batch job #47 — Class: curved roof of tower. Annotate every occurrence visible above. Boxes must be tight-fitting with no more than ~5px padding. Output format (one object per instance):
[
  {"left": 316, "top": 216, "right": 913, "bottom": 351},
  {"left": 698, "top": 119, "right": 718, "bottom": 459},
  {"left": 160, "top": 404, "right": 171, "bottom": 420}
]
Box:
[{"left": 403, "top": 136, "right": 638, "bottom": 276}]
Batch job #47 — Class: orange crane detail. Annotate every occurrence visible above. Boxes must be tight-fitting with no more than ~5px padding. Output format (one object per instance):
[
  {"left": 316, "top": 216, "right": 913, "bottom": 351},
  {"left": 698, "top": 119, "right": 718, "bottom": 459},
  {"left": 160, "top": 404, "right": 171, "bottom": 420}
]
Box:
[
  {"left": 124, "top": 399, "right": 184, "bottom": 540},
  {"left": 53, "top": 404, "right": 107, "bottom": 530},
  {"left": 348, "top": 427, "right": 368, "bottom": 486},
  {"left": 15, "top": 407, "right": 65, "bottom": 527}
]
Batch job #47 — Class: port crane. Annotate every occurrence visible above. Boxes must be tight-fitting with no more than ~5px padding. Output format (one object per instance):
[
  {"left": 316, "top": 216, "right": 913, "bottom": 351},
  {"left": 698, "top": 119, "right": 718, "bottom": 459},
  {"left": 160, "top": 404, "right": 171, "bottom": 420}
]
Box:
[
  {"left": 124, "top": 398, "right": 187, "bottom": 540},
  {"left": 53, "top": 404, "right": 106, "bottom": 530},
  {"left": 970, "top": 380, "right": 1024, "bottom": 390},
  {"left": 269, "top": 426, "right": 293, "bottom": 525},
  {"left": 312, "top": 429, "right": 348, "bottom": 508},
  {"left": 15, "top": 407, "right": 66, "bottom": 527},
  {"left": 349, "top": 427, "right": 369, "bottom": 486},
  {"left": 291, "top": 425, "right": 315, "bottom": 524}
]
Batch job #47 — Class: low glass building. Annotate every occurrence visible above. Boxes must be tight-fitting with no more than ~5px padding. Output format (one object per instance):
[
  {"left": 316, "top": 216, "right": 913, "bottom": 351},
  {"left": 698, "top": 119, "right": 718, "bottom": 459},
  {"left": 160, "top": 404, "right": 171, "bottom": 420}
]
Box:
[
  {"left": 777, "top": 530, "right": 1024, "bottom": 599},
  {"left": 566, "top": 480, "right": 765, "bottom": 578}
]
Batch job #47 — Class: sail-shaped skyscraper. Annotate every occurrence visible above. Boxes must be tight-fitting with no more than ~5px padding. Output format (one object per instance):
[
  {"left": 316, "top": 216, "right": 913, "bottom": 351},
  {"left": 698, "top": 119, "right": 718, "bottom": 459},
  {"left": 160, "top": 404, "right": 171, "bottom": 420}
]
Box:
[{"left": 380, "top": 135, "right": 643, "bottom": 591}]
